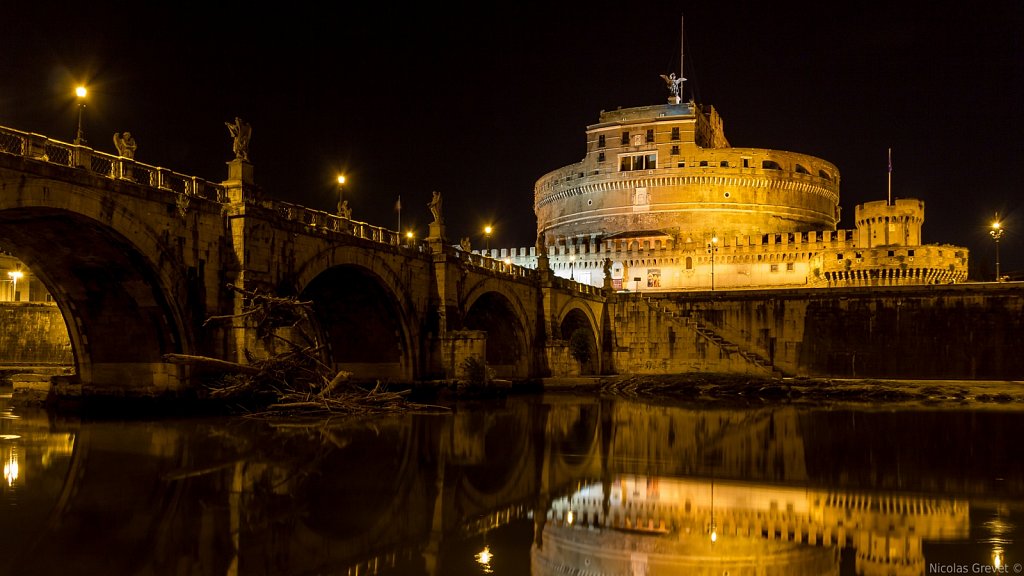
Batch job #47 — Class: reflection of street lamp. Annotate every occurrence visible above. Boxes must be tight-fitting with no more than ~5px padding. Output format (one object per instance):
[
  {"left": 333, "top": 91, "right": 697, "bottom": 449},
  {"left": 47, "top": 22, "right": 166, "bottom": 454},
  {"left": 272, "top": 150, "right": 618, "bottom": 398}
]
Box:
[
  {"left": 74, "top": 85, "right": 88, "bottom": 145},
  {"left": 707, "top": 235, "right": 719, "bottom": 291},
  {"left": 484, "top": 225, "right": 493, "bottom": 253},
  {"left": 990, "top": 217, "right": 1004, "bottom": 282},
  {"left": 569, "top": 254, "right": 576, "bottom": 280}
]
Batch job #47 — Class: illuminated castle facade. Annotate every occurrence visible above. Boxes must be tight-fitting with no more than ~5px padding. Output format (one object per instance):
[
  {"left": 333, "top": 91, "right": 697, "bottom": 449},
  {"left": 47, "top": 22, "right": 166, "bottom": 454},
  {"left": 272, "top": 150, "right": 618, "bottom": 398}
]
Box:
[{"left": 494, "top": 86, "right": 969, "bottom": 290}]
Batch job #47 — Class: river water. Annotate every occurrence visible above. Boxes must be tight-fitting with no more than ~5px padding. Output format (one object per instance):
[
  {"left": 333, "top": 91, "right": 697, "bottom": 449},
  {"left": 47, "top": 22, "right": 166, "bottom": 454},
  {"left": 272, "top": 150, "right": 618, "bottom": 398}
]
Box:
[{"left": 0, "top": 389, "right": 1021, "bottom": 576}]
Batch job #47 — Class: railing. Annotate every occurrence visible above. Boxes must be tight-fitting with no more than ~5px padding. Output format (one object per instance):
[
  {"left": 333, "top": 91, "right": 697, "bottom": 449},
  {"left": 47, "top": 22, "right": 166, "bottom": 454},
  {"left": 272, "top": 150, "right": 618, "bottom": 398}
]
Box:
[{"left": 0, "top": 126, "right": 227, "bottom": 202}]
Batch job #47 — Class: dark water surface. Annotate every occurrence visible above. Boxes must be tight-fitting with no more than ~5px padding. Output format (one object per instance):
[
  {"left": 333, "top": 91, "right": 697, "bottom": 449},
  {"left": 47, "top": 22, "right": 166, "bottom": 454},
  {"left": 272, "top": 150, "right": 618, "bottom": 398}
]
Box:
[{"left": 1, "top": 390, "right": 1022, "bottom": 576}]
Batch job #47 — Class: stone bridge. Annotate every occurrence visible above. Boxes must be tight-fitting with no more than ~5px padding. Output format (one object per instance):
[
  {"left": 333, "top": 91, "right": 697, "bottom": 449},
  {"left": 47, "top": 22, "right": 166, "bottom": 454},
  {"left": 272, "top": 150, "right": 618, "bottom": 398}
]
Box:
[{"left": 0, "top": 126, "right": 610, "bottom": 396}]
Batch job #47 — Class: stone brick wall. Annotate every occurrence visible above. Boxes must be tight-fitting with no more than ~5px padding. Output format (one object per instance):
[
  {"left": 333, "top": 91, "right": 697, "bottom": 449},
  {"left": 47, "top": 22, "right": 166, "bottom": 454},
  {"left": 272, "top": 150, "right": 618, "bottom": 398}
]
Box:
[{"left": 0, "top": 302, "right": 72, "bottom": 365}]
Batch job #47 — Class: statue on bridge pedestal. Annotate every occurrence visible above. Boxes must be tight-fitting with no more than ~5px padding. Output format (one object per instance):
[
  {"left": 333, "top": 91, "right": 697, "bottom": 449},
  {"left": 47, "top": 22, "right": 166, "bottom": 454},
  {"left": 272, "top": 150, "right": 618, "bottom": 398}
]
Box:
[
  {"left": 113, "top": 132, "right": 137, "bottom": 159},
  {"left": 428, "top": 190, "right": 443, "bottom": 224},
  {"left": 338, "top": 200, "right": 352, "bottom": 220},
  {"left": 460, "top": 237, "right": 471, "bottom": 252},
  {"left": 225, "top": 117, "right": 252, "bottom": 162}
]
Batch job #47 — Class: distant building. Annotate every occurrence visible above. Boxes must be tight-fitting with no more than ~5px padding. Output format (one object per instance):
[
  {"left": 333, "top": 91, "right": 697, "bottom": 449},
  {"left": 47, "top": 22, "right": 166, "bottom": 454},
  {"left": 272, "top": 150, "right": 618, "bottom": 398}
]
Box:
[
  {"left": 0, "top": 250, "right": 49, "bottom": 302},
  {"left": 492, "top": 89, "right": 968, "bottom": 290}
]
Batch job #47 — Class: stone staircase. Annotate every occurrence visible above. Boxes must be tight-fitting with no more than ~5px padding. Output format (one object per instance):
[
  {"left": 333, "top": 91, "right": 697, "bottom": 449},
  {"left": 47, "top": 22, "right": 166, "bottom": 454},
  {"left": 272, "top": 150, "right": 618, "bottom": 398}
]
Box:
[{"left": 640, "top": 296, "right": 781, "bottom": 377}]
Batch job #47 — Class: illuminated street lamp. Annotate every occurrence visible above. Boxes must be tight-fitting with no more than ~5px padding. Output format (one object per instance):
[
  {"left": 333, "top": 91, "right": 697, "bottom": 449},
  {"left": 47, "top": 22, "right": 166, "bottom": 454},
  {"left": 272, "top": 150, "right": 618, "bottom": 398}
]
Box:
[
  {"left": 7, "top": 270, "right": 23, "bottom": 301},
  {"left": 484, "top": 225, "right": 493, "bottom": 253},
  {"left": 74, "top": 85, "right": 87, "bottom": 145},
  {"left": 336, "top": 174, "right": 346, "bottom": 209},
  {"left": 405, "top": 230, "right": 414, "bottom": 246},
  {"left": 990, "top": 217, "right": 1004, "bottom": 282},
  {"left": 569, "top": 253, "right": 576, "bottom": 280},
  {"left": 707, "top": 234, "right": 719, "bottom": 290}
]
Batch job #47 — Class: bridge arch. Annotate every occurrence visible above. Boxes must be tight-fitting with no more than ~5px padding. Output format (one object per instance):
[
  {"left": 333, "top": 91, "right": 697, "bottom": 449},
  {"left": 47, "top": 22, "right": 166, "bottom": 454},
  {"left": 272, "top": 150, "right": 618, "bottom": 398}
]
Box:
[
  {"left": 0, "top": 187, "right": 194, "bottom": 393},
  {"left": 461, "top": 279, "right": 534, "bottom": 378},
  {"left": 293, "top": 246, "right": 419, "bottom": 382},
  {"left": 556, "top": 300, "right": 603, "bottom": 375}
]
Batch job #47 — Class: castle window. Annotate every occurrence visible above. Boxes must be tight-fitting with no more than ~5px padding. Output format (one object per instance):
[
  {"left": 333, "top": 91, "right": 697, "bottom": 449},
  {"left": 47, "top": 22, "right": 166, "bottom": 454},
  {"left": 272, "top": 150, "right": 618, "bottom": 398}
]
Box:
[
  {"left": 908, "top": 249, "right": 915, "bottom": 257},
  {"left": 621, "top": 131, "right": 629, "bottom": 145},
  {"left": 671, "top": 127, "right": 680, "bottom": 140},
  {"left": 795, "top": 164, "right": 810, "bottom": 174},
  {"left": 762, "top": 160, "right": 782, "bottom": 170},
  {"left": 720, "top": 160, "right": 729, "bottom": 167},
  {"left": 598, "top": 134, "right": 606, "bottom": 148},
  {"left": 699, "top": 160, "right": 708, "bottom": 167},
  {"left": 818, "top": 169, "right": 832, "bottom": 181},
  {"left": 685, "top": 256, "right": 693, "bottom": 270},
  {"left": 598, "top": 152, "right": 605, "bottom": 162},
  {"left": 646, "top": 129, "right": 654, "bottom": 143},
  {"left": 677, "top": 161, "right": 685, "bottom": 168},
  {"left": 619, "top": 152, "right": 658, "bottom": 172},
  {"left": 837, "top": 253, "right": 844, "bottom": 260},
  {"left": 770, "top": 264, "right": 779, "bottom": 272},
  {"left": 671, "top": 145, "right": 679, "bottom": 155},
  {"left": 888, "top": 250, "right": 895, "bottom": 257},
  {"left": 743, "top": 158, "right": 750, "bottom": 168},
  {"left": 786, "top": 262, "right": 795, "bottom": 271}
]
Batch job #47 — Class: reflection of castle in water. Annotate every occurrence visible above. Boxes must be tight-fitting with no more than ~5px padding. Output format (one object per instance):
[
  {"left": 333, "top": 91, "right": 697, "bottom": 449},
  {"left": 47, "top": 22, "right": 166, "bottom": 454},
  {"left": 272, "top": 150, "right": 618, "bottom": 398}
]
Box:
[{"left": 538, "top": 475, "right": 968, "bottom": 576}]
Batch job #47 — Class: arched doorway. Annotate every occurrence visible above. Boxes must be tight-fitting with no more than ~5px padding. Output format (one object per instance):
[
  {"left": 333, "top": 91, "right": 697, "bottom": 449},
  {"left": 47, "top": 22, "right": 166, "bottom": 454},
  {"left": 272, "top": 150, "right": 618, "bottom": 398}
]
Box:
[
  {"left": 560, "top": 308, "right": 598, "bottom": 375},
  {"left": 464, "top": 292, "right": 527, "bottom": 378}
]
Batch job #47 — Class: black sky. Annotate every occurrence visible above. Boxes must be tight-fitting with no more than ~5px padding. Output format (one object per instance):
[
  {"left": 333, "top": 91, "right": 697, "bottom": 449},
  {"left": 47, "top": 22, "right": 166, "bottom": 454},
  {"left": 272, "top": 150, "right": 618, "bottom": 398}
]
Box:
[{"left": 2, "top": 1, "right": 1022, "bottom": 276}]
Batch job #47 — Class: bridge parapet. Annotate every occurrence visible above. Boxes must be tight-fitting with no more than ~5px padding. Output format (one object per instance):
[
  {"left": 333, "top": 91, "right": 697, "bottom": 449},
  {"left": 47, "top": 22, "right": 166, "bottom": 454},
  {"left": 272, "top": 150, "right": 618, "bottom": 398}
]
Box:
[{"left": 0, "top": 126, "right": 227, "bottom": 202}]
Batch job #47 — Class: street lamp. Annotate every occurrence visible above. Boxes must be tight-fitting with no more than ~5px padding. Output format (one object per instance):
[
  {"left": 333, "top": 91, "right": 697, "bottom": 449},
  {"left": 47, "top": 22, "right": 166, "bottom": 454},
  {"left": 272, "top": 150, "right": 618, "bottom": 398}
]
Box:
[
  {"left": 74, "top": 85, "right": 87, "bottom": 145},
  {"left": 569, "top": 253, "right": 576, "bottom": 280},
  {"left": 707, "top": 235, "right": 719, "bottom": 290},
  {"left": 990, "top": 217, "right": 1004, "bottom": 282},
  {"left": 7, "top": 270, "right": 23, "bottom": 301},
  {"left": 405, "top": 230, "right": 414, "bottom": 246},
  {"left": 484, "top": 225, "right": 493, "bottom": 253}
]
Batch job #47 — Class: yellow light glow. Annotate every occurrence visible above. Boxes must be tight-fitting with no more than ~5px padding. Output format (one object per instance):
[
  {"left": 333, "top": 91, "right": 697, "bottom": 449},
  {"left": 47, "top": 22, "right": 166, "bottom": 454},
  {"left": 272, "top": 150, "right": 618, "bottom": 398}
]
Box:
[
  {"left": 3, "top": 452, "right": 18, "bottom": 486},
  {"left": 992, "top": 221, "right": 1001, "bottom": 230},
  {"left": 503, "top": 258, "right": 511, "bottom": 264},
  {"left": 712, "top": 236, "right": 719, "bottom": 244},
  {"left": 75, "top": 86, "right": 87, "bottom": 99},
  {"left": 566, "top": 510, "right": 574, "bottom": 525},
  {"left": 8, "top": 271, "right": 23, "bottom": 281},
  {"left": 710, "top": 529, "right": 717, "bottom": 542},
  {"left": 993, "top": 549, "right": 1003, "bottom": 569},
  {"left": 484, "top": 225, "right": 492, "bottom": 235},
  {"left": 475, "top": 545, "right": 493, "bottom": 573},
  {"left": 337, "top": 175, "right": 346, "bottom": 185},
  {"left": 406, "top": 231, "right": 414, "bottom": 239}
]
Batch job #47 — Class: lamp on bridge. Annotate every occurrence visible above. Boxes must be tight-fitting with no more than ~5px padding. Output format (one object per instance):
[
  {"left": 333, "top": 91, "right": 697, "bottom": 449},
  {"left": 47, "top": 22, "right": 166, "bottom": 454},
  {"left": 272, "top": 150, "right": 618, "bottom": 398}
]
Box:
[
  {"left": 569, "top": 253, "right": 576, "bottom": 281},
  {"left": 484, "top": 225, "right": 493, "bottom": 254},
  {"left": 74, "top": 85, "right": 87, "bottom": 145},
  {"left": 990, "top": 216, "right": 1004, "bottom": 282},
  {"left": 405, "top": 230, "right": 414, "bottom": 246},
  {"left": 707, "top": 234, "right": 719, "bottom": 291},
  {"left": 336, "top": 175, "right": 346, "bottom": 213}
]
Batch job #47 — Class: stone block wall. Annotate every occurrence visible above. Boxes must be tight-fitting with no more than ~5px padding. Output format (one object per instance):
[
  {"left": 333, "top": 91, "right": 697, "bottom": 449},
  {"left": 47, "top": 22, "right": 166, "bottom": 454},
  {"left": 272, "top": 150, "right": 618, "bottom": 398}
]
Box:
[{"left": 0, "top": 302, "right": 72, "bottom": 365}]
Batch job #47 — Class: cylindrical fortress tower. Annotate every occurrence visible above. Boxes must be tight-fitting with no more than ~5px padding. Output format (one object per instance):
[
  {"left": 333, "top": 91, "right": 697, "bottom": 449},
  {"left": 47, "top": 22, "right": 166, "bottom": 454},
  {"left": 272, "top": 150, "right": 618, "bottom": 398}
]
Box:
[
  {"left": 854, "top": 198, "right": 924, "bottom": 248},
  {"left": 534, "top": 102, "right": 841, "bottom": 244}
]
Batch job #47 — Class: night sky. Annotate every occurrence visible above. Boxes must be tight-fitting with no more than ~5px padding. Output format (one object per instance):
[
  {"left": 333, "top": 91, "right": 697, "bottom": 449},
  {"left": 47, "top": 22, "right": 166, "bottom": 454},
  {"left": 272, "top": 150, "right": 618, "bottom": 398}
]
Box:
[{"left": 2, "top": 1, "right": 1022, "bottom": 277}]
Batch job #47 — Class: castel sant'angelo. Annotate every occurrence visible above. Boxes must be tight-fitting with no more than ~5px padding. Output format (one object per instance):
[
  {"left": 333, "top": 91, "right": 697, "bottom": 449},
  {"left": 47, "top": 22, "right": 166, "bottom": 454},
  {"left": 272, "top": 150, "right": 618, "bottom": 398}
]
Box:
[{"left": 501, "top": 69, "right": 969, "bottom": 291}]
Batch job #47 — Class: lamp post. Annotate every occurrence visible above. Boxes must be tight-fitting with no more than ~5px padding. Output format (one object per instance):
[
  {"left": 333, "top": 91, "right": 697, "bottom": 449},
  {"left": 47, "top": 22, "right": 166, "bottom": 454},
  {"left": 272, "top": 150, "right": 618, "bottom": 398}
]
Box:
[
  {"left": 336, "top": 175, "right": 346, "bottom": 212},
  {"left": 74, "top": 85, "right": 87, "bottom": 145},
  {"left": 569, "top": 254, "right": 576, "bottom": 280},
  {"left": 405, "top": 230, "right": 414, "bottom": 246},
  {"left": 8, "top": 270, "right": 23, "bottom": 301},
  {"left": 707, "top": 235, "right": 719, "bottom": 291},
  {"left": 484, "top": 225, "right": 493, "bottom": 254},
  {"left": 990, "top": 217, "right": 1004, "bottom": 282}
]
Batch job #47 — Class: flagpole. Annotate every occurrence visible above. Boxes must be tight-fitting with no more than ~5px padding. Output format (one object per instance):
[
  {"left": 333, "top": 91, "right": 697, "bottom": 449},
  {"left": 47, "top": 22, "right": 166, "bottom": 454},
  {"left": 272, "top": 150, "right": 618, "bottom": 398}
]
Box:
[
  {"left": 887, "top": 148, "right": 892, "bottom": 205},
  {"left": 397, "top": 195, "right": 401, "bottom": 233}
]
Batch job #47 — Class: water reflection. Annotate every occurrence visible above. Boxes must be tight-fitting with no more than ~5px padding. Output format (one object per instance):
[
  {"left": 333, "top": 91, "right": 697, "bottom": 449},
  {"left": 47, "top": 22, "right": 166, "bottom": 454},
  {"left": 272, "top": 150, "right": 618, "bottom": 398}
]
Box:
[{"left": 0, "top": 393, "right": 1020, "bottom": 575}]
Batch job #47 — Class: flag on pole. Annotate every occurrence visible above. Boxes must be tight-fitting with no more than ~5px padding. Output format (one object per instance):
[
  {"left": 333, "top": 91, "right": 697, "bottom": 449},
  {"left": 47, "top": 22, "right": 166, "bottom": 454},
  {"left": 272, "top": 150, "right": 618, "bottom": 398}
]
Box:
[
  {"left": 395, "top": 196, "right": 401, "bottom": 211},
  {"left": 888, "top": 148, "right": 892, "bottom": 173}
]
